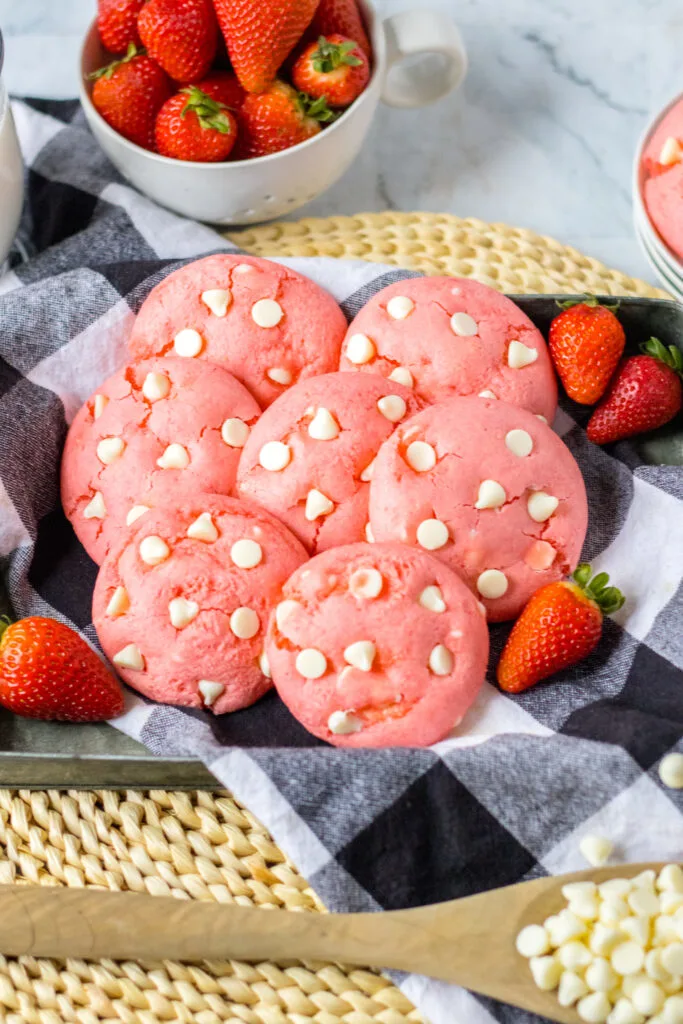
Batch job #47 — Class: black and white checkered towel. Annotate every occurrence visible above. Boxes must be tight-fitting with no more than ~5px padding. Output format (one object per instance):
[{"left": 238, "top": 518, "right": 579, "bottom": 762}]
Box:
[{"left": 2, "top": 97, "right": 683, "bottom": 1024}]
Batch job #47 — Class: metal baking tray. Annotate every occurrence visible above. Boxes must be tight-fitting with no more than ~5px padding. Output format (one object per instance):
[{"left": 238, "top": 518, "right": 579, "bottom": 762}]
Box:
[{"left": 1, "top": 293, "right": 681, "bottom": 788}]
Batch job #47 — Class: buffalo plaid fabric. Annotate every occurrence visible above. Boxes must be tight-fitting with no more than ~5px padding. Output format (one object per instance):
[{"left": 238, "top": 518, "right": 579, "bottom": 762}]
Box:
[{"left": 2, "top": 97, "right": 683, "bottom": 1024}]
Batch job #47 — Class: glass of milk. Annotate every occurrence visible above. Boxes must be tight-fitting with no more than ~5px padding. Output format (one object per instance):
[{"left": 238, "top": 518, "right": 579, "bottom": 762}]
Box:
[{"left": 0, "top": 29, "right": 23, "bottom": 271}]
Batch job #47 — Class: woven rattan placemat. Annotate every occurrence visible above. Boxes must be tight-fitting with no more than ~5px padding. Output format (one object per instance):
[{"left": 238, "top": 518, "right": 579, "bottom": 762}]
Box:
[{"left": 0, "top": 212, "right": 667, "bottom": 1024}]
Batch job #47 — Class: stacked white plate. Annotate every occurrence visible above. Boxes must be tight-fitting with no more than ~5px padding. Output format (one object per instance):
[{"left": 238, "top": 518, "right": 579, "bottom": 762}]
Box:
[{"left": 633, "top": 89, "right": 683, "bottom": 301}]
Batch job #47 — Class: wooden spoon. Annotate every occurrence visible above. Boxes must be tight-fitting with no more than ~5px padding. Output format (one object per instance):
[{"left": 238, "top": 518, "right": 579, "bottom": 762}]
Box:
[{"left": 0, "top": 863, "right": 667, "bottom": 1023}]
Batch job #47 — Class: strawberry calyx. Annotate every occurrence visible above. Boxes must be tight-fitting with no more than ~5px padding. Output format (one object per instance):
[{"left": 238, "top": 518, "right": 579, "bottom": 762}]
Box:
[
  {"left": 89, "top": 41, "right": 145, "bottom": 80},
  {"left": 298, "top": 90, "right": 337, "bottom": 124},
  {"left": 180, "top": 87, "right": 233, "bottom": 134},
  {"left": 556, "top": 294, "right": 620, "bottom": 314},
  {"left": 311, "top": 36, "right": 363, "bottom": 74},
  {"left": 571, "top": 563, "right": 625, "bottom": 615},
  {"left": 640, "top": 336, "right": 683, "bottom": 377}
]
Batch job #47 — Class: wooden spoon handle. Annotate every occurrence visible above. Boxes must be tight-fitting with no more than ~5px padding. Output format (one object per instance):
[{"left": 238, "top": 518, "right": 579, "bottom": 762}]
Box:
[{"left": 0, "top": 885, "right": 404, "bottom": 966}]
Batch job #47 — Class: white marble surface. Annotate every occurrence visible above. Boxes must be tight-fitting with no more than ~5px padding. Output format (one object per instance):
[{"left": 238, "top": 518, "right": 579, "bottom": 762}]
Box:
[{"left": 1, "top": 0, "right": 681, "bottom": 285}]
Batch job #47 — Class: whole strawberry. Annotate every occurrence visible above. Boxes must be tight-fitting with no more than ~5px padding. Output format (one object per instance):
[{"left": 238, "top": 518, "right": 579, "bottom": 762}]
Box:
[
  {"left": 0, "top": 617, "right": 125, "bottom": 721},
  {"left": 196, "top": 71, "right": 246, "bottom": 111},
  {"left": 292, "top": 34, "right": 369, "bottom": 107},
  {"left": 156, "top": 86, "right": 237, "bottom": 161},
  {"left": 310, "top": 0, "right": 371, "bottom": 58},
  {"left": 97, "top": 0, "right": 146, "bottom": 53},
  {"left": 90, "top": 43, "right": 172, "bottom": 150},
  {"left": 237, "top": 81, "right": 333, "bottom": 159},
  {"left": 497, "top": 565, "right": 624, "bottom": 694},
  {"left": 587, "top": 337, "right": 683, "bottom": 444},
  {"left": 213, "top": 0, "right": 319, "bottom": 94},
  {"left": 138, "top": 0, "right": 217, "bottom": 83},
  {"left": 549, "top": 295, "right": 626, "bottom": 405}
]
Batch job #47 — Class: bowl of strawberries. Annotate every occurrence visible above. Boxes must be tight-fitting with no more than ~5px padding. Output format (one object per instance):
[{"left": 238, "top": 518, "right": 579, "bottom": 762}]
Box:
[{"left": 80, "top": 0, "right": 467, "bottom": 225}]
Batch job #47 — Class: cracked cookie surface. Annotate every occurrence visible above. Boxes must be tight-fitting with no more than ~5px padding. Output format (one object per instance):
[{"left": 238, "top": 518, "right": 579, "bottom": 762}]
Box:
[
  {"left": 368, "top": 397, "right": 588, "bottom": 621},
  {"left": 61, "top": 357, "right": 261, "bottom": 564}
]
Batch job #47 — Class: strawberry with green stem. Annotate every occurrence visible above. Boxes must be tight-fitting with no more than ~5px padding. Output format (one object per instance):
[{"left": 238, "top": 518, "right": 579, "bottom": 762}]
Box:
[
  {"left": 292, "top": 34, "right": 370, "bottom": 107},
  {"left": 497, "top": 564, "right": 625, "bottom": 694},
  {"left": 90, "top": 42, "right": 172, "bottom": 150},
  {"left": 587, "top": 337, "right": 683, "bottom": 444},
  {"left": 155, "top": 85, "right": 238, "bottom": 161},
  {"left": 549, "top": 294, "right": 626, "bottom": 405}
]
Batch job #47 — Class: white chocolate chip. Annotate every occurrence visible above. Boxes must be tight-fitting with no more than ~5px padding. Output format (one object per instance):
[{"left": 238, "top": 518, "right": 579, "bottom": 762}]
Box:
[
  {"left": 259, "top": 650, "right": 271, "bottom": 678},
  {"left": 251, "top": 298, "right": 283, "bottom": 328},
  {"left": 558, "top": 942, "right": 592, "bottom": 971},
  {"left": 621, "top": 918, "right": 651, "bottom": 947},
  {"left": 508, "top": 340, "right": 538, "bottom": 368},
  {"left": 359, "top": 457, "right": 375, "bottom": 482},
  {"left": 305, "top": 488, "right": 334, "bottom": 521},
  {"left": 106, "top": 586, "right": 129, "bottom": 618},
  {"left": 661, "top": 945, "right": 683, "bottom": 976},
  {"left": 476, "top": 569, "right": 508, "bottom": 599},
  {"left": 632, "top": 980, "right": 665, "bottom": 1016},
  {"left": 142, "top": 371, "right": 170, "bottom": 402},
  {"left": 478, "top": 389, "right": 496, "bottom": 399},
  {"left": 659, "top": 753, "right": 683, "bottom": 790},
  {"left": 629, "top": 889, "right": 661, "bottom": 918},
  {"left": 658, "top": 864, "right": 683, "bottom": 892},
  {"left": 563, "top": 881, "right": 598, "bottom": 901},
  {"left": 221, "top": 417, "right": 250, "bottom": 448},
  {"left": 308, "top": 407, "right": 340, "bottom": 440},
  {"left": 516, "top": 924, "right": 550, "bottom": 958},
  {"left": 612, "top": 943, "right": 646, "bottom": 977},
  {"left": 559, "top": 972, "right": 589, "bottom": 1008},
  {"left": 296, "top": 648, "right": 327, "bottom": 679},
  {"left": 577, "top": 992, "right": 611, "bottom": 1023},
  {"left": 429, "top": 644, "right": 454, "bottom": 675},
  {"left": 113, "top": 643, "right": 145, "bottom": 671},
  {"left": 230, "top": 538, "right": 262, "bottom": 569},
  {"left": 377, "top": 394, "right": 407, "bottom": 423},
  {"left": 126, "top": 504, "right": 150, "bottom": 526},
  {"left": 259, "top": 440, "right": 291, "bottom": 471},
  {"left": 169, "top": 596, "right": 199, "bottom": 629},
  {"left": 528, "top": 491, "right": 560, "bottom": 523},
  {"left": 450, "top": 312, "right": 478, "bottom": 337},
  {"left": 83, "top": 491, "right": 106, "bottom": 519},
  {"left": 530, "top": 956, "right": 563, "bottom": 991},
  {"left": 343, "top": 640, "right": 376, "bottom": 672},
  {"left": 328, "top": 710, "right": 362, "bottom": 735},
  {"left": 580, "top": 834, "right": 613, "bottom": 867},
  {"left": 551, "top": 910, "right": 587, "bottom": 945},
  {"left": 229, "top": 607, "right": 259, "bottom": 639},
  {"left": 267, "top": 366, "right": 292, "bottom": 385},
  {"left": 156, "top": 443, "right": 190, "bottom": 469},
  {"left": 386, "top": 295, "right": 414, "bottom": 319},
  {"left": 574, "top": 896, "right": 600, "bottom": 923},
  {"left": 416, "top": 518, "right": 449, "bottom": 550},
  {"left": 406, "top": 440, "right": 436, "bottom": 472},
  {"left": 201, "top": 288, "right": 231, "bottom": 317},
  {"left": 365, "top": 522, "right": 375, "bottom": 543},
  {"left": 349, "top": 567, "right": 383, "bottom": 600},
  {"left": 173, "top": 328, "right": 203, "bottom": 357},
  {"left": 388, "top": 366, "right": 414, "bottom": 388},
  {"left": 474, "top": 479, "right": 506, "bottom": 510},
  {"left": 505, "top": 428, "right": 534, "bottom": 457},
  {"left": 346, "top": 333, "right": 375, "bottom": 364},
  {"left": 586, "top": 958, "right": 618, "bottom": 992},
  {"left": 198, "top": 680, "right": 224, "bottom": 706},
  {"left": 96, "top": 436, "right": 125, "bottom": 465},
  {"left": 536, "top": 414, "right": 548, "bottom": 423},
  {"left": 608, "top": 997, "right": 645, "bottom": 1024},
  {"left": 233, "top": 262, "right": 253, "bottom": 273},
  {"left": 187, "top": 512, "right": 218, "bottom": 542},
  {"left": 275, "top": 600, "right": 301, "bottom": 631},
  {"left": 418, "top": 585, "right": 446, "bottom": 613},
  {"left": 645, "top": 949, "right": 669, "bottom": 982},
  {"left": 660, "top": 136, "right": 683, "bottom": 166},
  {"left": 139, "top": 535, "right": 170, "bottom": 566},
  {"left": 93, "top": 394, "right": 109, "bottom": 419}
]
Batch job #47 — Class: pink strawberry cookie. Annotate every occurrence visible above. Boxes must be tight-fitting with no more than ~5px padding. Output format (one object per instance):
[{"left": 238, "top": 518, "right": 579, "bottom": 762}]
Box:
[
  {"left": 236, "top": 372, "right": 422, "bottom": 554},
  {"left": 265, "top": 542, "right": 489, "bottom": 747},
  {"left": 339, "top": 276, "right": 557, "bottom": 420},
  {"left": 128, "top": 254, "right": 348, "bottom": 407},
  {"left": 61, "top": 357, "right": 260, "bottom": 565},
  {"left": 369, "top": 397, "right": 588, "bottom": 622},
  {"left": 93, "top": 495, "right": 307, "bottom": 715}
]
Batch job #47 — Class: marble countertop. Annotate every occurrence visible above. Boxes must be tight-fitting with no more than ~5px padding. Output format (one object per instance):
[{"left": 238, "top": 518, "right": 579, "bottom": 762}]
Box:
[{"left": 1, "top": 0, "right": 679, "bottom": 287}]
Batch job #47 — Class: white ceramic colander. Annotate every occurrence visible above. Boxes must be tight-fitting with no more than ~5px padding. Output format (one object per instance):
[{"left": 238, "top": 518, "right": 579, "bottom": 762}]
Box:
[{"left": 79, "top": 2, "right": 467, "bottom": 225}]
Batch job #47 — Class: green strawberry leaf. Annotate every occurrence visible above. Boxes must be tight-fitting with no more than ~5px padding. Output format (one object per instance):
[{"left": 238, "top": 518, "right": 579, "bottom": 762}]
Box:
[
  {"left": 180, "top": 87, "right": 233, "bottom": 134},
  {"left": 556, "top": 293, "right": 620, "bottom": 313},
  {"left": 572, "top": 563, "right": 625, "bottom": 615},
  {"left": 640, "top": 336, "right": 683, "bottom": 377},
  {"left": 89, "top": 42, "right": 144, "bottom": 81},
  {"left": 312, "top": 35, "right": 362, "bottom": 73}
]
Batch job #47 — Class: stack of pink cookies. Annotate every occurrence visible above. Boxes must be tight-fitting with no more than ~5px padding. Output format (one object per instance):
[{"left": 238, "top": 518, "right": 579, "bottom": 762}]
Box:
[{"left": 61, "top": 255, "right": 588, "bottom": 747}]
